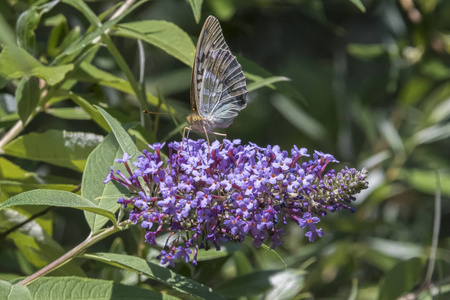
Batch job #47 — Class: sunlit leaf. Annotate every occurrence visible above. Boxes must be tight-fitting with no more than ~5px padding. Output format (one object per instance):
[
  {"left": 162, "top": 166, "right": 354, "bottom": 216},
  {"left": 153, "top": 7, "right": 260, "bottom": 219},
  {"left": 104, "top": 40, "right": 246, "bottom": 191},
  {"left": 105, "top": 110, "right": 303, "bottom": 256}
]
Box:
[
  {"left": 54, "top": 1, "right": 147, "bottom": 62},
  {"left": 26, "top": 277, "right": 176, "bottom": 300},
  {"left": 410, "top": 123, "right": 450, "bottom": 145},
  {"left": 95, "top": 106, "right": 141, "bottom": 160},
  {"left": 189, "top": 0, "right": 204, "bottom": 23},
  {"left": 247, "top": 76, "right": 291, "bottom": 92},
  {"left": 265, "top": 269, "right": 305, "bottom": 300},
  {"left": 208, "top": 0, "right": 236, "bottom": 21},
  {"left": 71, "top": 63, "right": 159, "bottom": 107},
  {"left": 82, "top": 133, "right": 127, "bottom": 233},
  {"left": 429, "top": 97, "right": 450, "bottom": 123},
  {"left": 0, "top": 190, "right": 116, "bottom": 224},
  {"left": 0, "top": 46, "right": 73, "bottom": 85},
  {"left": 349, "top": 0, "right": 366, "bottom": 12},
  {"left": 16, "top": 0, "right": 59, "bottom": 54},
  {"left": 379, "top": 119, "right": 404, "bottom": 153},
  {"left": 402, "top": 168, "right": 450, "bottom": 196},
  {"left": 85, "top": 253, "right": 225, "bottom": 300},
  {"left": 347, "top": 44, "right": 385, "bottom": 59},
  {"left": 2, "top": 130, "right": 103, "bottom": 172},
  {"left": 0, "top": 280, "right": 31, "bottom": 300},
  {"left": 115, "top": 20, "right": 196, "bottom": 67},
  {"left": 69, "top": 93, "right": 110, "bottom": 132},
  {"left": 46, "top": 107, "right": 91, "bottom": 120}
]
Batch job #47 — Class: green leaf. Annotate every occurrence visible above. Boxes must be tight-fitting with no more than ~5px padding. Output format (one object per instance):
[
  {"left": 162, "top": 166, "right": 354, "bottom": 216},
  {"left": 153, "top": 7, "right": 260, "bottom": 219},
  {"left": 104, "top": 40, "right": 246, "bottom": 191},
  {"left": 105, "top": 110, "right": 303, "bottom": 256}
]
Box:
[
  {"left": 46, "top": 107, "right": 91, "bottom": 120},
  {"left": 0, "top": 157, "right": 79, "bottom": 191},
  {"left": 247, "top": 76, "right": 290, "bottom": 92},
  {"left": 71, "top": 63, "right": 160, "bottom": 107},
  {"left": 69, "top": 93, "right": 110, "bottom": 132},
  {"left": 58, "top": 26, "right": 81, "bottom": 52},
  {"left": 2, "top": 130, "right": 103, "bottom": 172},
  {"left": 16, "top": 0, "right": 60, "bottom": 54},
  {"left": 233, "top": 251, "right": 253, "bottom": 275},
  {"left": 116, "top": 20, "right": 196, "bottom": 67},
  {"left": 0, "top": 189, "right": 116, "bottom": 224},
  {"left": 82, "top": 133, "right": 127, "bottom": 233},
  {"left": 0, "top": 182, "right": 79, "bottom": 203},
  {"left": 215, "top": 270, "right": 282, "bottom": 298},
  {"left": 61, "top": 0, "right": 100, "bottom": 27},
  {"left": 189, "top": 0, "right": 204, "bottom": 23},
  {"left": 16, "top": 77, "right": 40, "bottom": 124},
  {"left": 208, "top": 0, "right": 236, "bottom": 21},
  {"left": 429, "top": 97, "right": 450, "bottom": 123},
  {"left": 102, "top": 34, "right": 146, "bottom": 109},
  {"left": 45, "top": 15, "right": 69, "bottom": 57},
  {"left": 271, "top": 94, "right": 327, "bottom": 142},
  {"left": 401, "top": 169, "right": 450, "bottom": 197},
  {"left": 98, "top": 3, "right": 123, "bottom": 22},
  {"left": 238, "top": 55, "right": 306, "bottom": 105},
  {"left": 410, "top": 123, "right": 450, "bottom": 145},
  {"left": 265, "top": 269, "right": 305, "bottom": 300},
  {"left": 349, "top": 0, "right": 366, "bottom": 12},
  {"left": 0, "top": 46, "right": 74, "bottom": 85},
  {"left": 378, "top": 257, "right": 425, "bottom": 300},
  {"left": 26, "top": 276, "right": 177, "bottom": 300},
  {"left": 95, "top": 106, "right": 141, "bottom": 160},
  {"left": 379, "top": 119, "right": 404, "bottom": 153},
  {"left": 0, "top": 280, "right": 31, "bottom": 300},
  {"left": 347, "top": 44, "right": 385, "bottom": 59},
  {"left": 55, "top": 1, "right": 148, "bottom": 62},
  {"left": 194, "top": 247, "right": 232, "bottom": 262},
  {"left": 84, "top": 253, "right": 225, "bottom": 300},
  {"left": 1, "top": 209, "right": 85, "bottom": 276},
  {"left": 16, "top": 7, "right": 39, "bottom": 54},
  {"left": 421, "top": 60, "right": 450, "bottom": 80},
  {"left": 0, "top": 13, "right": 16, "bottom": 46},
  {"left": 0, "top": 157, "right": 35, "bottom": 181},
  {"left": 398, "top": 76, "right": 431, "bottom": 105}
]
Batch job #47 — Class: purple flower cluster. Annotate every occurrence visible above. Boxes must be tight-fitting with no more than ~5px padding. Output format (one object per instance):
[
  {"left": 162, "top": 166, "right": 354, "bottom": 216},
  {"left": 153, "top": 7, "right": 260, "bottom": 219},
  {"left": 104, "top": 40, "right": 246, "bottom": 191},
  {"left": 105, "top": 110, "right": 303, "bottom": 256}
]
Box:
[{"left": 104, "top": 139, "right": 368, "bottom": 266}]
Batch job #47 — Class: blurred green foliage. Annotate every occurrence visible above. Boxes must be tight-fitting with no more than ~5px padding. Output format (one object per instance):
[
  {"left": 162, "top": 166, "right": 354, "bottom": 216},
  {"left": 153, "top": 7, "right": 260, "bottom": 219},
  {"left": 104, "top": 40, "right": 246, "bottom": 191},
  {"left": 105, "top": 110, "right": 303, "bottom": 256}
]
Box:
[{"left": 0, "top": 0, "right": 449, "bottom": 299}]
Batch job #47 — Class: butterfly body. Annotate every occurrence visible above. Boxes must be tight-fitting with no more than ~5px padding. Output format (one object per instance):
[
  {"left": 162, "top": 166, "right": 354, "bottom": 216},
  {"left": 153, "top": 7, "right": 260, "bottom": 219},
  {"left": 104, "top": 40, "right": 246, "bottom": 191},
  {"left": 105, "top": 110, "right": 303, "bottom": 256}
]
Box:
[{"left": 186, "top": 16, "right": 247, "bottom": 139}]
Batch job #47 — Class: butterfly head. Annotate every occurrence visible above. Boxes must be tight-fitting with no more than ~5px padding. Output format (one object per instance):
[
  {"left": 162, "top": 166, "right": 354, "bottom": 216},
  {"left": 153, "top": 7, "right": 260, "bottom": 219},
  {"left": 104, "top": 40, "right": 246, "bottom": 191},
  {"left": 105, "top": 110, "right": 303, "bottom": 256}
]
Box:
[{"left": 187, "top": 108, "right": 216, "bottom": 133}]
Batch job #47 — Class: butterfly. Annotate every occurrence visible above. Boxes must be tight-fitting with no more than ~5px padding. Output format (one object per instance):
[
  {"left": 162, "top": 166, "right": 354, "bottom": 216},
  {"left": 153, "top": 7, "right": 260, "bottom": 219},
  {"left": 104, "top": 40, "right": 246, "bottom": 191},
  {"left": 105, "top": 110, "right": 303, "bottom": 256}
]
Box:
[{"left": 184, "top": 15, "right": 247, "bottom": 148}]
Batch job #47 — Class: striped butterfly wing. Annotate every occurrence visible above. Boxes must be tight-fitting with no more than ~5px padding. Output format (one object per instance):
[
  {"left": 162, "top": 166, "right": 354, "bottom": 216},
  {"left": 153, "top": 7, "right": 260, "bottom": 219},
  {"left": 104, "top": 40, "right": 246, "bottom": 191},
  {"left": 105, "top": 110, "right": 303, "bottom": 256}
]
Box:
[
  {"left": 199, "top": 48, "right": 247, "bottom": 128},
  {"left": 191, "top": 16, "right": 247, "bottom": 128}
]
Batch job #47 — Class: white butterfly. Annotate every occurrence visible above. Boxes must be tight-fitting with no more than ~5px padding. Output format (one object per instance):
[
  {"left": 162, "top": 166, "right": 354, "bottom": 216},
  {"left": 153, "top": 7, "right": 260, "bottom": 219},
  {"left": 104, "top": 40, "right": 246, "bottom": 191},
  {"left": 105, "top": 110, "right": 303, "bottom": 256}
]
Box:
[{"left": 184, "top": 16, "right": 247, "bottom": 146}]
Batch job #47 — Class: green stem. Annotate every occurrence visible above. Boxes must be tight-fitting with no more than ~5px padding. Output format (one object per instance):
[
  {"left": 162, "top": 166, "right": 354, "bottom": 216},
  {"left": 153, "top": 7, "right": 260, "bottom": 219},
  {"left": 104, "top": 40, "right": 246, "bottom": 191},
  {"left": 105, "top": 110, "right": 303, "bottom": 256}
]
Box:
[
  {"left": 0, "top": 119, "right": 23, "bottom": 152},
  {"left": 17, "top": 222, "right": 128, "bottom": 286}
]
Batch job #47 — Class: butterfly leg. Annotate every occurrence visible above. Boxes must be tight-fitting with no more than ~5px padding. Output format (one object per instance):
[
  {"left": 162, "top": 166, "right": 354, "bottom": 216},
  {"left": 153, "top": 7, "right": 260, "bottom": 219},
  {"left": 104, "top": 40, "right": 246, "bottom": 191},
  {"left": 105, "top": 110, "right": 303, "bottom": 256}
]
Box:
[
  {"left": 179, "top": 126, "right": 191, "bottom": 158},
  {"left": 211, "top": 131, "right": 227, "bottom": 150},
  {"left": 202, "top": 125, "right": 211, "bottom": 154}
]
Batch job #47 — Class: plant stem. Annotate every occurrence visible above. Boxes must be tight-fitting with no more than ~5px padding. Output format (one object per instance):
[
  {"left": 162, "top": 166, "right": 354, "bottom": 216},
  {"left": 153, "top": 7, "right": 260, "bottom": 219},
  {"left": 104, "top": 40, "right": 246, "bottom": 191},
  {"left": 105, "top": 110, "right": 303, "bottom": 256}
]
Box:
[
  {"left": 18, "top": 224, "right": 124, "bottom": 286},
  {"left": 424, "top": 169, "right": 441, "bottom": 286},
  {"left": 0, "top": 119, "right": 23, "bottom": 152}
]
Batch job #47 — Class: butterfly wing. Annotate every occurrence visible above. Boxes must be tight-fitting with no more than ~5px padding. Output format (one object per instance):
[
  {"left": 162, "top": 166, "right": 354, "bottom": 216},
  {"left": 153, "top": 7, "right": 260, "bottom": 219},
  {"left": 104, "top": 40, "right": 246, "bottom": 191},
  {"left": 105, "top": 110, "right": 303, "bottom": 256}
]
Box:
[
  {"left": 191, "top": 15, "right": 230, "bottom": 113},
  {"left": 199, "top": 48, "right": 247, "bottom": 128}
]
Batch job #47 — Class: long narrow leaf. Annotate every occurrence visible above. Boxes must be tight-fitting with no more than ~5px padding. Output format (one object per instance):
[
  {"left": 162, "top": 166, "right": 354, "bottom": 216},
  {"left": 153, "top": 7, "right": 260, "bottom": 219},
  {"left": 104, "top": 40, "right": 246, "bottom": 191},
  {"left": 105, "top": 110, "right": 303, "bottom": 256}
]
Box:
[{"left": 0, "top": 190, "right": 116, "bottom": 224}]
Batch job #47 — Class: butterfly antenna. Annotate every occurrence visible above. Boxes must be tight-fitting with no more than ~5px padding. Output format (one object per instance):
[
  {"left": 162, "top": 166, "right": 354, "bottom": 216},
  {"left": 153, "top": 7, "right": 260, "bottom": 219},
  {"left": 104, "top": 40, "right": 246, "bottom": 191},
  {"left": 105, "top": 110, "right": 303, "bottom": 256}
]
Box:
[{"left": 142, "top": 110, "right": 185, "bottom": 116}]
